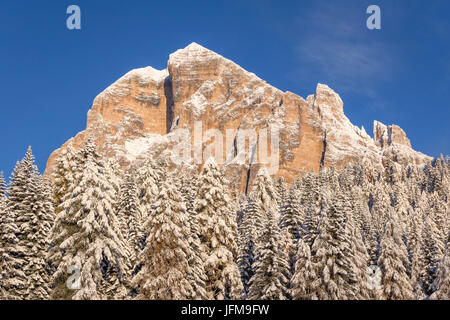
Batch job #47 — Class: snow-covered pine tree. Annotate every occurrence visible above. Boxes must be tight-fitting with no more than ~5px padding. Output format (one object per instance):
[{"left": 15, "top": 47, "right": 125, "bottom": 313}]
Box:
[
  {"left": 179, "top": 165, "right": 198, "bottom": 214},
  {"left": 250, "top": 167, "right": 278, "bottom": 219},
  {"left": 310, "top": 191, "right": 359, "bottom": 300},
  {"left": 0, "top": 171, "right": 6, "bottom": 198},
  {"left": 1, "top": 152, "right": 32, "bottom": 300},
  {"left": 290, "top": 239, "right": 317, "bottom": 300},
  {"left": 351, "top": 160, "right": 369, "bottom": 188},
  {"left": 338, "top": 164, "right": 355, "bottom": 192},
  {"left": 378, "top": 212, "right": 414, "bottom": 300},
  {"left": 52, "top": 142, "right": 78, "bottom": 215},
  {"left": 302, "top": 207, "right": 318, "bottom": 248},
  {"left": 237, "top": 197, "right": 264, "bottom": 298},
  {"left": 368, "top": 179, "right": 391, "bottom": 265},
  {"left": 409, "top": 207, "right": 426, "bottom": 299},
  {"left": 429, "top": 194, "right": 448, "bottom": 250},
  {"left": 274, "top": 176, "right": 287, "bottom": 209},
  {"left": 181, "top": 177, "right": 208, "bottom": 301},
  {"left": 49, "top": 140, "right": 128, "bottom": 300},
  {"left": 0, "top": 190, "right": 5, "bottom": 214},
  {"left": 420, "top": 216, "right": 443, "bottom": 296},
  {"left": 25, "top": 175, "right": 54, "bottom": 299},
  {"left": 0, "top": 192, "right": 9, "bottom": 299},
  {"left": 279, "top": 226, "right": 296, "bottom": 286},
  {"left": 384, "top": 158, "right": 399, "bottom": 186},
  {"left": 0, "top": 147, "right": 53, "bottom": 299},
  {"left": 248, "top": 213, "right": 290, "bottom": 300},
  {"left": 346, "top": 207, "right": 371, "bottom": 300},
  {"left": 116, "top": 172, "right": 145, "bottom": 294},
  {"left": 408, "top": 207, "right": 424, "bottom": 257},
  {"left": 239, "top": 196, "right": 267, "bottom": 243},
  {"left": 299, "top": 171, "right": 323, "bottom": 247},
  {"left": 135, "top": 158, "right": 166, "bottom": 222},
  {"left": 431, "top": 243, "right": 449, "bottom": 300},
  {"left": 279, "top": 187, "right": 304, "bottom": 244},
  {"left": 175, "top": 169, "right": 207, "bottom": 299},
  {"left": 339, "top": 168, "right": 373, "bottom": 298},
  {"left": 353, "top": 196, "right": 372, "bottom": 247},
  {"left": 139, "top": 179, "right": 206, "bottom": 300},
  {"left": 195, "top": 158, "right": 243, "bottom": 300},
  {"left": 0, "top": 195, "right": 20, "bottom": 300},
  {"left": 105, "top": 158, "right": 122, "bottom": 196},
  {"left": 279, "top": 186, "right": 305, "bottom": 277},
  {"left": 391, "top": 179, "right": 412, "bottom": 234},
  {"left": 299, "top": 172, "right": 320, "bottom": 208},
  {"left": 0, "top": 169, "right": 6, "bottom": 286}
]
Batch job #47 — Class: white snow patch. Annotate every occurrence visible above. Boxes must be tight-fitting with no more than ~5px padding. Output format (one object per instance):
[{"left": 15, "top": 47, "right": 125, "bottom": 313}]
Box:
[
  {"left": 96, "top": 67, "right": 168, "bottom": 104},
  {"left": 125, "top": 67, "right": 169, "bottom": 86},
  {"left": 124, "top": 134, "right": 168, "bottom": 160},
  {"left": 183, "top": 91, "right": 209, "bottom": 118}
]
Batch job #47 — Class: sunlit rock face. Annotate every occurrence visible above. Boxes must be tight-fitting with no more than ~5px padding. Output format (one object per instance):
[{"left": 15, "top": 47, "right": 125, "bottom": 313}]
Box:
[{"left": 45, "top": 42, "right": 432, "bottom": 193}]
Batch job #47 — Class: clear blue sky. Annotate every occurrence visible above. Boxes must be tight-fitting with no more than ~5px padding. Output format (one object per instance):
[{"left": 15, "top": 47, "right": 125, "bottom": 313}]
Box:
[{"left": 0, "top": 0, "right": 449, "bottom": 177}]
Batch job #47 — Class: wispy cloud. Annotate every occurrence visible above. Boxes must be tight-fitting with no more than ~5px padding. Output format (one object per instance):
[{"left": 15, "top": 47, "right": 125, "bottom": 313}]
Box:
[{"left": 292, "top": 2, "right": 394, "bottom": 106}]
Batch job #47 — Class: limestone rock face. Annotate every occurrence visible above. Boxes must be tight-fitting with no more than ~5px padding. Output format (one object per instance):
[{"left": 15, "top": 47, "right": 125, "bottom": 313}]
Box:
[
  {"left": 374, "top": 120, "right": 412, "bottom": 149},
  {"left": 45, "top": 66, "right": 172, "bottom": 174},
  {"left": 45, "top": 43, "right": 432, "bottom": 192},
  {"left": 373, "top": 120, "right": 430, "bottom": 167}
]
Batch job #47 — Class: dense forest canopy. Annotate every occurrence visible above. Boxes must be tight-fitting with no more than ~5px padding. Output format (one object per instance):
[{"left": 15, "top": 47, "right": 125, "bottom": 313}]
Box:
[{"left": 0, "top": 141, "right": 449, "bottom": 300}]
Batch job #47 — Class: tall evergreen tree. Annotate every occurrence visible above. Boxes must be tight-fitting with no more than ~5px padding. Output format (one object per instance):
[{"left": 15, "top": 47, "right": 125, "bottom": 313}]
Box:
[
  {"left": 0, "top": 192, "right": 10, "bottom": 299},
  {"left": 279, "top": 187, "right": 304, "bottom": 244},
  {"left": 273, "top": 176, "right": 287, "bottom": 208},
  {"left": 52, "top": 143, "right": 78, "bottom": 215},
  {"left": 116, "top": 172, "right": 145, "bottom": 294},
  {"left": 25, "top": 175, "right": 54, "bottom": 299},
  {"left": 179, "top": 165, "right": 198, "bottom": 214},
  {"left": 140, "top": 180, "right": 206, "bottom": 300},
  {"left": 0, "top": 148, "right": 53, "bottom": 299},
  {"left": 250, "top": 167, "right": 278, "bottom": 219},
  {"left": 0, "top": 171, "right": 6, "bottom": 294},
  {"left": 0, "top": 190, "right": 23, "bottom": 300},
  {"left": 290, "top": 239, "right": 317, "bottom": 300},
  {"left": 378, "top": 213, "right": 414, "bottom": 300},
  {"left": 369, "top": 180, "right": 391, "bottom": 265},
  {"left": 300, "top": 172, "right": 323, "bottom": 247},
  {"left": 420, "top": 216, "right": 443, "bottom": 296},
  {"left": 237, "top": 197, "right": 264, "bottom": 298},
  {"left": 195, "top": 158, "right": 243, "bottom": 300},
  {"left": 49, "top": 141, "right": 127, "bottom": 300},
  {"left": 136, "top": 157, "right": 167, "bottom": 222},
  {"left": 430, "top": 194, "right": 448, "bottom": 249},
  {"left": 182, "top": 176, "right": 209, "bottom": 301},
  {"left": 248, "top": 214, "right": 290, "bottom": 300},
  {"left": 409, "top": 208, "right": 426, "bottom": 299},
  {"left": 431, "top": 244, "right": 449, "bottom": 300},
  {"left": 347, "top": 209, "right": 371, "bottom": 299},
  {"left": 0, "top": 171, "right": 6, "bottom": 198},
  {"left": 310, "top": 192, "right": 359, "bottom": 300}
]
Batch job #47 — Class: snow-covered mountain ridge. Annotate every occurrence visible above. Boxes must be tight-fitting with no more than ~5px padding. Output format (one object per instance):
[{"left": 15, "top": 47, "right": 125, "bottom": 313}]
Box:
[{"left": 45, "top": 42, "right": 431, "bottom": 192}]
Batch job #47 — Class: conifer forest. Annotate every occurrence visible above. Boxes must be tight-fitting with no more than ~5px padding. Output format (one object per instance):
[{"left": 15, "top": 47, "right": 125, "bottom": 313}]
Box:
[{"left": 0, "top": 141, "right": 448, "bottom": 300}]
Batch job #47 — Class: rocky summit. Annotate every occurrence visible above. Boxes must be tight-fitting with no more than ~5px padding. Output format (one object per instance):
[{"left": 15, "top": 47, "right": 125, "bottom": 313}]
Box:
[{"left": 45, "top": 42, "right": 431, "bottom": 192}]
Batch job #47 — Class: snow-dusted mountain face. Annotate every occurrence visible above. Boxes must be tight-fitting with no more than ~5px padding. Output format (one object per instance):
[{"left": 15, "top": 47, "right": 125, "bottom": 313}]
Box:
[{"left": 45, "top": 42, "right": 431, "bottom": 192}]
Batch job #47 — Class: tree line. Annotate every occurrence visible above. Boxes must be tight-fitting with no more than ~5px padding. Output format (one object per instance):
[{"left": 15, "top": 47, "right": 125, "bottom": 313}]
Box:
[{"left": 0, "top": 140, "right": 448, "bottom": 300}]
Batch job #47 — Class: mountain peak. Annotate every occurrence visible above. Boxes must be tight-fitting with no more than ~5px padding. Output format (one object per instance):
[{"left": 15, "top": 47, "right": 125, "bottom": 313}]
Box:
[
  {"left": 185, "top": 42, "right": 209, "bottom": 51},
  {"left": 373, "top": 120, "right": 412, "bottom": 149},
  {"left": 45, "top": 44, "right": 432, "bottom": 191},
  {"left": 169, "top": 42, "right": 219, "bottom": 66}
]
